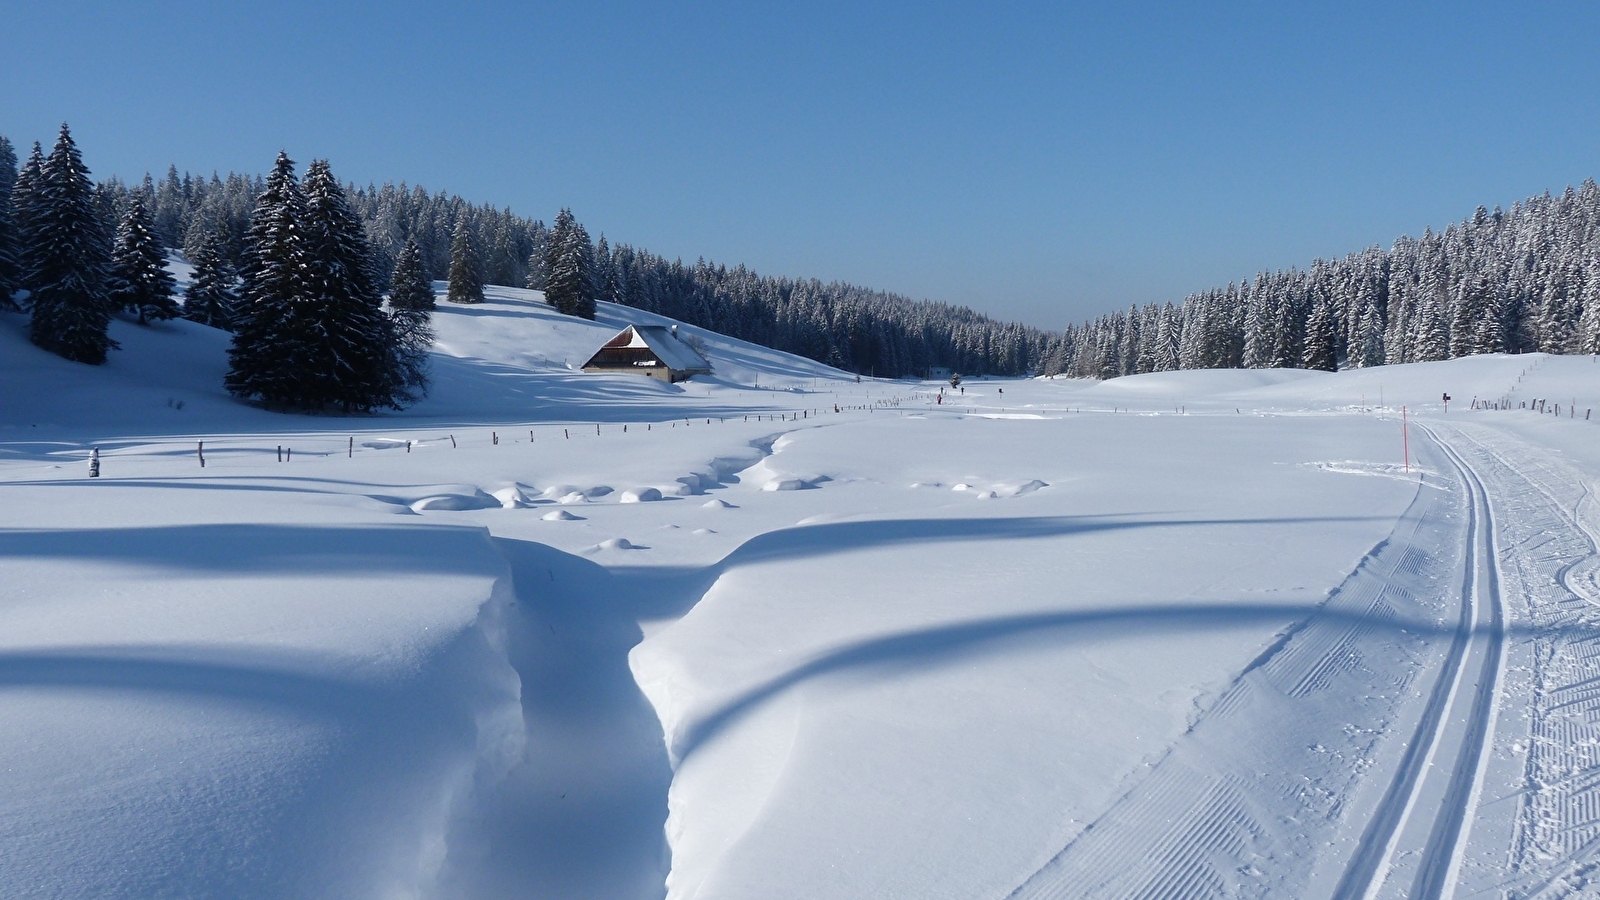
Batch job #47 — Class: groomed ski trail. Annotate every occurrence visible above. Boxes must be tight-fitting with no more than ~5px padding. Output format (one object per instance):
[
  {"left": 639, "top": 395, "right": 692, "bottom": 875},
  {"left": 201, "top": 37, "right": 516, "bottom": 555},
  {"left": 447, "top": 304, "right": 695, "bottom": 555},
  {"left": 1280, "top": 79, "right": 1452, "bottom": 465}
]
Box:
[
  {"left": 1006, "top": 429, "right": 1466, "bottom": 900},
  {"left": 1331, "top": 424, "right": 1507, "bottom": 900}
]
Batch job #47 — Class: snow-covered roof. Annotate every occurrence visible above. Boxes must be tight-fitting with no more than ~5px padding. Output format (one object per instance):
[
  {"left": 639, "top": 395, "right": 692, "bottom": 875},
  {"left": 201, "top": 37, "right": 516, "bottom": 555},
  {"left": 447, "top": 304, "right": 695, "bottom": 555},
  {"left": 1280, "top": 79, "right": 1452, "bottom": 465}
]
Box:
[{"left": 589, "top": 325, "right": 711, "bottom": 373}]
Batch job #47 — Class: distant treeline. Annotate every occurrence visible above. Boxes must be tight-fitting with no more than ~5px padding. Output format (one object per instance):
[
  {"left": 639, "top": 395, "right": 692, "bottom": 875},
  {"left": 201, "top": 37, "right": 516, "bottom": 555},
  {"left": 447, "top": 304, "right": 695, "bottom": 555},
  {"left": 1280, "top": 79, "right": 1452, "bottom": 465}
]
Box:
[
  {"left": 91, "top": 166, "right": 1055, "bottom": 378},
  {"left": 1049, "top": 183, "right": 1600, "bottom": 378},
  {"left": 10, "top": 128, "right": 1600, "bottom": 384}
]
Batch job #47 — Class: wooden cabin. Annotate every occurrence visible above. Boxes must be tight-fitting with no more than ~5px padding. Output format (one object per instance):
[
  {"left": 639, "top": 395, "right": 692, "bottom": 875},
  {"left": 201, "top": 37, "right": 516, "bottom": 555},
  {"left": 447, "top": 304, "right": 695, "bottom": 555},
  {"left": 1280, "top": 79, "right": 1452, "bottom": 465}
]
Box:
[{"left": 582, "top": 325, "right": 712, "bottom": 383}]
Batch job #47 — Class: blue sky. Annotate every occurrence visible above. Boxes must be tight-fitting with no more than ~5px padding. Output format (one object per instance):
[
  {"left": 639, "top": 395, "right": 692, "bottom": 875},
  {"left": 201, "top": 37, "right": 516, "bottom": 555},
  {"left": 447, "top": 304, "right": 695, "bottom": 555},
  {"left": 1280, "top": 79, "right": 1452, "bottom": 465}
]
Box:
[{"left": 5, "top": 1, "right": 1599, "bottom": 328}]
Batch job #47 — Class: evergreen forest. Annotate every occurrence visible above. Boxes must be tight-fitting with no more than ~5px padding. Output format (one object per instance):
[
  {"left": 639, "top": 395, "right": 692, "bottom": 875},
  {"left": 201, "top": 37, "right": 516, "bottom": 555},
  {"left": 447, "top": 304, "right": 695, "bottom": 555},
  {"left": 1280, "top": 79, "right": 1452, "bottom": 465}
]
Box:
[{"left": 4, "top": 125, "right": 1600, "bottom": 403}]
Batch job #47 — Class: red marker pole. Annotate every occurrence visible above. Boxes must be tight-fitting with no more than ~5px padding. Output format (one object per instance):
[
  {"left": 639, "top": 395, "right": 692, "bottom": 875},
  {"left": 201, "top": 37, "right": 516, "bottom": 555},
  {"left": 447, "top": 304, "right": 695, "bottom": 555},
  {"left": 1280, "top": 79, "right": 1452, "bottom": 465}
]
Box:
[{"left": 1402, "top": 405, "right": 1410, "bottom": 475}]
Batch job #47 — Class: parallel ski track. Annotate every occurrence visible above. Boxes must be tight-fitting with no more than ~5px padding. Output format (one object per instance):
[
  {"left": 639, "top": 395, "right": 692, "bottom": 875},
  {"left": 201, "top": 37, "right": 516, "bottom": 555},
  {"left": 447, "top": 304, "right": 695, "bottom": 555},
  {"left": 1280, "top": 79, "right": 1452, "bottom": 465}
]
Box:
[{"left": 1332, "top": 424, "right": 1506, "bottom": 900}]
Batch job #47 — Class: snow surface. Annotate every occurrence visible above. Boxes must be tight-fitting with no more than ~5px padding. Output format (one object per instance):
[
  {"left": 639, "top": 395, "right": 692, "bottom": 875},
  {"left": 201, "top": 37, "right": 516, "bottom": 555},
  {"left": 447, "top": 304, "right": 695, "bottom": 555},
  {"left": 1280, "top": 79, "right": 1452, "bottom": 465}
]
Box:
[{"left": 3, "top": 279, "right": 1600, "bottom": 899}]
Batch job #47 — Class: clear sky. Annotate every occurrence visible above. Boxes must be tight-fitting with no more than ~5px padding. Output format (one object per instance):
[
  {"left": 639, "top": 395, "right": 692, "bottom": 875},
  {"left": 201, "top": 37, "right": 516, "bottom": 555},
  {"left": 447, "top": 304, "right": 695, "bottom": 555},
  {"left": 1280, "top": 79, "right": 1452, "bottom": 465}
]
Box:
[{"left": 5, "top": 1, "right": 1599, "bottom": 328}]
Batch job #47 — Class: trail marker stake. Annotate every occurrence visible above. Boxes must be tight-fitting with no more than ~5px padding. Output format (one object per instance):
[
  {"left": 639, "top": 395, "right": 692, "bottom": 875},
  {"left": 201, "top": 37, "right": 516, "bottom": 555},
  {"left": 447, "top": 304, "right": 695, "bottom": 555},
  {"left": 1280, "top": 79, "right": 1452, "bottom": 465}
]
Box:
[{"left": 1402, "top": 406, "right": 1410, "bottom": 475}]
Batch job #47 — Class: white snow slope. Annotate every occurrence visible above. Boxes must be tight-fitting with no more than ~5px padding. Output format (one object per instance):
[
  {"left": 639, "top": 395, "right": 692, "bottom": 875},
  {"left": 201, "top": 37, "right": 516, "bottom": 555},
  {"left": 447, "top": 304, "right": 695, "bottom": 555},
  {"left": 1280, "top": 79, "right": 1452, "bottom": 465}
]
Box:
[{"left": 3, "top": 281, "right": 1600, "bottom": 900}]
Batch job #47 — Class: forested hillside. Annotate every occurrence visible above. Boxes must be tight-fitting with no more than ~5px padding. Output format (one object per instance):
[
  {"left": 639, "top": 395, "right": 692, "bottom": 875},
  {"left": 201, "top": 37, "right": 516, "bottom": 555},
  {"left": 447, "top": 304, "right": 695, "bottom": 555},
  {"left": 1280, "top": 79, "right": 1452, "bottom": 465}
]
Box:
[
  {"left": 7, "top": 127, "right": 1600, "bottom": 384},
  {"left": 88, "top": 164, "right": 1054, "bottom": 378},
  {"left": 1049, "top": 183, "right": 1600, "bottom": 378}
]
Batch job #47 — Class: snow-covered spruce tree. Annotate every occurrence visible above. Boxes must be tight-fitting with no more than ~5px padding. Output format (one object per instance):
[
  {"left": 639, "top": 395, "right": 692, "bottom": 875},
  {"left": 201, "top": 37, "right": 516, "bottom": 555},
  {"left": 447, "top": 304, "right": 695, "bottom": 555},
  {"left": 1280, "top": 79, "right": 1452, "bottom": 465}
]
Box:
[
  {"left": 108, "top": 194, "right": 179, "bottom": 324},
  {"left": 523, "top": 245, "right": 547, "bottom": 291},
  {"left": 229, "top": 154, "right": 404, "bottom": 411},
  {"left": 26, "top": 125, "right": 116, "bottom": 364},
  {"left": 387, "top": 237, "right": 435, "bottom": 401},
  {"left": 1449, "top": 276, "right": 1485, "bottom": 358},
  {"left": 594, "top": 234, "right": 618, "bottom": 304},
  {"left": 182, "top": 231, "right": 237, "bottom": 329},
  {"left": 1302, "top": 299, "right": 1338, "bottom": 371},
  {"left": 387, "top": 238, "right": 435, "bottom": 312},
  {"left": 1580, "top": 254, "right": 1600, "bottom": 355},
  {"left": 0, "top": 137, "right": 19, "bottom": 307},
  {"left": 227, "top": 152, "right": 308, "bottom": 405},
  {"left": 543, "top": 207, "right": 596, "bottom": 319},
  {"left": 11, "top": 142, "right": 44, "bottom": 298},
  {"left": 299, "top": 158, "right": 399, "bottom": 411},
  {"left": 446, "top": 217, "right": 483, "bottom": 304},
  {"left": 1349, "top": 300, "right": 1385, "bottom": 368}
]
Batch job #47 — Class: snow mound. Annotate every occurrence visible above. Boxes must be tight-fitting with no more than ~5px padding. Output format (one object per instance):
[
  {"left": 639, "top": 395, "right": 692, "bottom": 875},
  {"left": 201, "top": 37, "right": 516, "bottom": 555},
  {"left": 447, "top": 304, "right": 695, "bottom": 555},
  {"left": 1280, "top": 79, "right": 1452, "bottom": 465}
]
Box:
[
  {"left": 541, "top": 509, "right": 584, "bottom": 521},
  {"left": 592, "top": 537, "right": 642, "bottom": 551},
  {"left": 410, "top": 490, "right": 500, "bottom": 512},
  {"left": 702, "top": 498, "right": 737, "bottom": 509},
  {"left": 621, "top": 488, "right": 664, "bottom": 503},
  {"left": 491, "top": 486, "right": 537, "bottom": 508}
]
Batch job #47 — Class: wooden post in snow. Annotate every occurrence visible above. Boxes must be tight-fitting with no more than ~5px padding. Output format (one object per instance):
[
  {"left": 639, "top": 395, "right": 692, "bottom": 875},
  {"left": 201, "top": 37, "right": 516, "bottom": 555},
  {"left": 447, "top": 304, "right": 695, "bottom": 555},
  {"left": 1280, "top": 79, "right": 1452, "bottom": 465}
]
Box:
[{"left": 198, "top": 441, "right": 206, "bottom": 468}]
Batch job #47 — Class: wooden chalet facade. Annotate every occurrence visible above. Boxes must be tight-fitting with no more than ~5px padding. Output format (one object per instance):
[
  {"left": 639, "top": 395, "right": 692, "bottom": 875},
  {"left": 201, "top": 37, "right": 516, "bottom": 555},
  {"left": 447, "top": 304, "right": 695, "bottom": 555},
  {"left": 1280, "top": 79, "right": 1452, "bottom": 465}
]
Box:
[{"left": 582, "top": 325, "right": 712, "bottom": 383}]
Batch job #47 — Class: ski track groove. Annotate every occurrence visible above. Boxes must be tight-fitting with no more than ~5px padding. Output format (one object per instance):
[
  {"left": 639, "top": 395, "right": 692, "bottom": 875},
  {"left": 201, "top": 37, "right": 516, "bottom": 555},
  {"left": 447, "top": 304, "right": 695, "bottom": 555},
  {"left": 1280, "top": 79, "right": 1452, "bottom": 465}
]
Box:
[
  {"left": 1442, "top": 424, "right": 1600, "bottom": 899},
  {"left": 1007, "top": 439, "right": 1458, "bottom": 900}
]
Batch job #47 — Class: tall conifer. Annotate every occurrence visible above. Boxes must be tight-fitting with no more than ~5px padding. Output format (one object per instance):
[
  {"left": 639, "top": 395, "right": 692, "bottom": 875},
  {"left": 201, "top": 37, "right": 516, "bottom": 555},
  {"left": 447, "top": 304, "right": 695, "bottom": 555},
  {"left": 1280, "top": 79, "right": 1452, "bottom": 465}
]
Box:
[
  {"left": 388, "top": 238, "right": 435, "bottom": 311},
  {"left": 446, "top": 218, "right": 484, "bottom": 304},
  {"left": 12, "top": 142, "right": 44, "bottom": 297},
  {"left": 182, "top": 232, "right": 237, "bottom": 329},
  {"left": 0, "top": 137, "right": 18, "bottom": 306},
  {"left": 108, "top": 193, "right": 179, "bottom": 324},
  {"left": 27, "top": 125, "right": 115, "bottom": 364},
  {"left": 1302, "top": 300, "right": 1338, "bottom": 371},
  {"left": 227, "top": 152, "right": 308, "bottom": 404},
  {"left": 388, "top": 239, "right": 434, "bottom": 401},
  {"left": 544, "top": 208, "right": 596, "bottom": 319},
  {"left": 300, "top": 158, "right": 396, "bottom": 410}
]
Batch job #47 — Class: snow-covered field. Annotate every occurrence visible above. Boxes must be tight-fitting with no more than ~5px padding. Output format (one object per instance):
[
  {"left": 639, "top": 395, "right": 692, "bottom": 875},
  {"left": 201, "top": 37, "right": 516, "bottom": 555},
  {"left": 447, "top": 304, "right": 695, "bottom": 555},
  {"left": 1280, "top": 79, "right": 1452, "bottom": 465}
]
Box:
[{"left": 4, "top": 283, "right": 1600, "bottom": 899}]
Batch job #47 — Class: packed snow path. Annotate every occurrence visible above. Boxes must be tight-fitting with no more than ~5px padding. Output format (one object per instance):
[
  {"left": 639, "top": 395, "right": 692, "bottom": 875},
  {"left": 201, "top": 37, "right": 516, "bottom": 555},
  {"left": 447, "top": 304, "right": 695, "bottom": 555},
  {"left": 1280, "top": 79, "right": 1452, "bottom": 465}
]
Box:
[
  {"left": 1330, "top": 424, "right": 1506, "bottom": 900},
  {"left": 4, "top": 294, "right": 1600, "bottom": 899}
]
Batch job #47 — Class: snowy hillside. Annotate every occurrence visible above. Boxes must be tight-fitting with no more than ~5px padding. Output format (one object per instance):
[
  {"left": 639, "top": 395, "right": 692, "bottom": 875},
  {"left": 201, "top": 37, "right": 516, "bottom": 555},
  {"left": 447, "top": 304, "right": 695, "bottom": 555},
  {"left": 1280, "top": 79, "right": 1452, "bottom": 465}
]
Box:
[{"left": 3, "top": 290, "right": 1600, "bottom": 900}]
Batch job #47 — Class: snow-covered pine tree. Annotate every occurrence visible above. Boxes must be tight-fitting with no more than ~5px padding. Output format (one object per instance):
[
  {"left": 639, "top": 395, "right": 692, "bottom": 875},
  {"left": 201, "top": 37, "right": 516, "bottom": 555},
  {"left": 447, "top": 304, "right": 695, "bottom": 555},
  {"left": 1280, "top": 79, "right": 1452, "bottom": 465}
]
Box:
[
  {"left": 1580, "top": 252, "right": 1600, "bottom": 355},
  {"left": 1348, "top": 298, "right": 1385, "bottom": 367},
  {"left": 387, "top": 237, "right": 434, "bottom": 400},
  {"left": 1302, "top": 298, "right": 1338, "bottom": 371},
  {"left": 299, "top": 158, "right": 398, "bottom": 411},
  {"left": 108, "top": 193, "right": 179, "bottom": 324},
  {"left": 543, "top": 208, "right": 597, "bottom": 319},
  {"left": 594, "top": 234, "right": 618, "bottom": 305},
  {"left": 1471, "top": 278, "right": 1505, "bottom": 355},
  {"left": 227, "top": 152, "right": 308, "bottom": 404},
  {"left": 446, "top": 217, "right": 483, "bottom": 304},
  {"left": 0, "top": 136, "right": 19, "bottom": 307},
  {"left": 524, "top": 246, "right": 547, "bottom": 291},
  {"left": 1411, "top": 288, "right": 1449, "bottom": 362},
  {"left": 182, "top": 231, "right": 237, "bottom": 329},
  {"left": 387, "top": 238, "right": 435, "bottom": 312},
  {"left": 1153, "top": 302, "right": 1181, "bottom": 371},
  {"left": 12, "top": 142, "right": 45, "bottom": 297},
  {"left": 1450, "top": 275, "right": 1485, "bottom": 358},
  {"left": 26, "top": 125, "right": 116, "bottom": 364}
]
